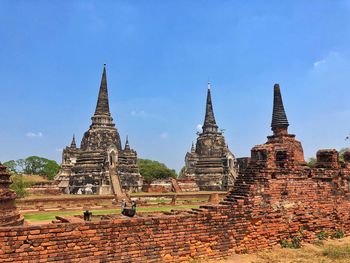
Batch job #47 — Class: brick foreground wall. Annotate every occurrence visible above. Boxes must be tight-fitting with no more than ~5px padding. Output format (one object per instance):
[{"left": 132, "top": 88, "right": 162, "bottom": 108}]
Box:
[{"left": 1, "top": 165, "right": 350, "bottom": 262}]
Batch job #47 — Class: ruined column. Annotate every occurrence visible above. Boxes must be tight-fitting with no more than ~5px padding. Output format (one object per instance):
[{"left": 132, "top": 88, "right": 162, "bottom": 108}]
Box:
[{"left": 0, "top": 163, "right": 23, "bottom": 227}]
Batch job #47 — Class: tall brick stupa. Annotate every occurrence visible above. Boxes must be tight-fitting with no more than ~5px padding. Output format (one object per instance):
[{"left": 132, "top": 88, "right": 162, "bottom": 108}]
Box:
[
  {"left": 181, "top": 82, "right": 238, "bottom": 190},
  {"left": 55, "top": 65, "right": 143, "bottom": 195}
]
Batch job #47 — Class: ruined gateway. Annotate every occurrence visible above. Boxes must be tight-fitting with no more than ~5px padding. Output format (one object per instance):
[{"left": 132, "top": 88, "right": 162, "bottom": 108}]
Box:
[
  {"left": 55, "top": 65, "right": 143, "bottom": 194},
  {"left": 181, "top": 82, "right": 238, "bottom": 190}
]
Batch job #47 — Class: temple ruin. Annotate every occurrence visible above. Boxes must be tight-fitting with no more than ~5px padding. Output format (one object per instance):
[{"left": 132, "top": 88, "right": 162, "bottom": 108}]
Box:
[
  {"left": 0, "top": 163, "right": 23, "bottom": 227},
  {"left": 181, "top": 82, "right": 238, "bottom": 190},
  {"left": 2, "top": 83, "right": 350, "bottom": 262},
  {"left": 55, "top": 65, "right": 143, "bottom": 195}
]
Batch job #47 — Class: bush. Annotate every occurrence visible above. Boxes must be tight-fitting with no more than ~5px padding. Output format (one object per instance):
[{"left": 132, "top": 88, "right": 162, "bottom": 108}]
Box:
[
  {"left": 317, "top": 231, "right": 329, "bottom": 240},
  {"left": 10, "top": 174, "right": 32, "bottom": 198},
  {"left": 291, "top": 236, "right": 302, "bottom": 249},
  {"left": 280, "top": 229, "right": 304, "bottom": 249},
  {"left": 280, "top": 239, "right": 290, "bottom": 248},
  {"left": 331, "top": 230, "right": 345, "bottom": 239}
]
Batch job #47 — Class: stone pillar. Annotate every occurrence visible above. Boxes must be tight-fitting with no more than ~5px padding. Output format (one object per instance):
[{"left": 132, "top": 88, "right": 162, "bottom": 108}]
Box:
[{"left": 0, "top": 163, "right": 23, "bottom": 227}]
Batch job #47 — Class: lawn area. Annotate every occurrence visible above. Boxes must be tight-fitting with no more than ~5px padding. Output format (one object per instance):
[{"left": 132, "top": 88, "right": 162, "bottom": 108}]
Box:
[{"left": 24, "top": 205, "right": 200, "bottom": 222}]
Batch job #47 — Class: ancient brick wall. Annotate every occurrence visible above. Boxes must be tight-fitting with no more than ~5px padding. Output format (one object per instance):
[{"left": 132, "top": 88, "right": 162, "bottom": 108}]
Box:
[
  {"left": 1, "top": 167, "right": 350, "bottom": 262},
  {"left": 0, "top": 211, "right": 234, "bottom": 262}
]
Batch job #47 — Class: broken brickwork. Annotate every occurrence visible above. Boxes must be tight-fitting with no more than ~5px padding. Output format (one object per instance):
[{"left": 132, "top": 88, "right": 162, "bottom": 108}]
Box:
[{"left": 0, "top": 164, "right": 23, "bottom": 227}]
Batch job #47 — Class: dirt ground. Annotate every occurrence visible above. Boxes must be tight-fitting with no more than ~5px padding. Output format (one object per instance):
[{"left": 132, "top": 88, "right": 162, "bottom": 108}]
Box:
[{"left": 204, "top": 236, "right": 350, "bottom": 263}]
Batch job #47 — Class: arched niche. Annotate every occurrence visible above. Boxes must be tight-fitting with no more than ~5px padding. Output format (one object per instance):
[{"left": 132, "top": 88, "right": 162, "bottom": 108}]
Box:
[{"left": 107, "top": 147, "right": 118, "bottom": 168}]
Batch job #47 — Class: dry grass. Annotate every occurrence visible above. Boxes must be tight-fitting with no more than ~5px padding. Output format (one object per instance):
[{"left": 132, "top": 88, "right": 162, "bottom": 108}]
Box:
[
  {"left": 205, "top": 236, "right": 350, "bottom": 263},
  {"left": 20, "top": 174, "right": 49, "bottom": 184}
]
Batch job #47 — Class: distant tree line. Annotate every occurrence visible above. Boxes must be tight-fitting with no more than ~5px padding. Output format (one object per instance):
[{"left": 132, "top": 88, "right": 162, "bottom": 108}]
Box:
[
  {"left": 3, "top": 156, "right": 177, "bottom": 183},
  {"left": 137, "top": 159, "right": 177, "bottom": 183},
  {"left": 3, "top": 156, "right": 60, "bottom": 180}
]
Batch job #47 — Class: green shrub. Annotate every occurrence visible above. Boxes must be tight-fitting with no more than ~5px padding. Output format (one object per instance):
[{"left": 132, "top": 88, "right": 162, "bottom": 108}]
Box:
[
  {"left": 317, "top": 231, "right": 329, "bottom": 240},
  {"left": 10, "top": 174, "right": 32, "bottom": 198},
  {"left": 280, "top": 239, "right": 290, "bottom": 248},
  {"left": 280, "top": 230, "right": 303, "bottom": 249},
  {"left": 291, "top": 236, "right": 302, "bottom": 249},
  {"left": 331, "top": 230, "right": 345, "bottom": 239}
]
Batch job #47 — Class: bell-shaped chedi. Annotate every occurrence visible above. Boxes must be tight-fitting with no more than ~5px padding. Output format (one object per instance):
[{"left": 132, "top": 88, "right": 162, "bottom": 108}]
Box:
[
  {"left": 0, "top": 163, "right": 23, "bottom": 227},
  {"left": 55, "top": 65, "right": 143, "bottom": 195},
  {"left": 181, "top": 82, "right": 238, "bottom": 190}
]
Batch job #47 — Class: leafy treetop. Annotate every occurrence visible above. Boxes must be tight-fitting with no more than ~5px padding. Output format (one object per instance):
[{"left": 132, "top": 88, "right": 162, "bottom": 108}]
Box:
[
  {"left": 137, "top": 159, "right": 177, "bottom": 183},
  {"left": 3, "top": 156, "right": 59, "bottom": 180}
]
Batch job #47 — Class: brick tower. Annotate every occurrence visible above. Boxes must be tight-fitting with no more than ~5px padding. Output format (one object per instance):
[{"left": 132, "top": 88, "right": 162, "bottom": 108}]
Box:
[{"left": 181, "top": 82, "right": 238, "bottom": 190}]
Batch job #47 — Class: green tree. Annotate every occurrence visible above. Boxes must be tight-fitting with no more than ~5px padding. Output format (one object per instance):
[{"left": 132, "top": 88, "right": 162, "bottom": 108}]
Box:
[
  {"left": 3, "top": 156, "right": 60, "bottom": 180},
  {"left": 16, "top": 159, "right": 26, "bottom": 172},
  {"left": 3, "top": 160, "right": 17, "bottom": 174},
  {"left": 137, "top": 159, "right": 177, "bottom": 183},
  {"left": 23, "top": 156, "right": 47, "bottom": 174},
  {"left": 307, "top": 157, "right": 317, "bottom": 168},
  {"left": 43, "top": 160, "right": 60, "bottom": 180}
]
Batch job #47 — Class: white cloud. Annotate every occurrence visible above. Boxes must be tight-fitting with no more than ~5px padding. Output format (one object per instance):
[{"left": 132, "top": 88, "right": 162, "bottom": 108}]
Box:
[
  {"left": 313, "top": 59, "right": 326, "bottom": 68},
  {"left": 160, "top": 132, "right": 169, "bottom": 139},
  {"left": 196, "top": 124, "right": 202, "bottom": 132},
  {"left": 130, "top": 110, "right": 146, "bottom": 117},
  {"left": 26, "top": 132, "right": 43, "bottom": 138},
  {"left": 313, "top": 51, "right": 339, "bottom": 68},
  {"left": 56, "top": 148, "right": 63, "bottom": 153}
]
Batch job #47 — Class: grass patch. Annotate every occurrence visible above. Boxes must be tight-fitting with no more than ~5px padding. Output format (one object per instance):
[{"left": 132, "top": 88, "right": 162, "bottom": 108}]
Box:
[
  {"left": 24, "top": 205, "right": 200, "bottom": 222},
  {"left": 323, "top": 245, "right": 350, "bottom": 260}
]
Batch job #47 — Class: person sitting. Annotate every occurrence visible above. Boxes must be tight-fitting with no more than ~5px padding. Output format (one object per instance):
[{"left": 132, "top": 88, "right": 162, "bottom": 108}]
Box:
[
  {"left": 121, "top": 199, "right": 126, "bottom": 213},
  {"left": 83, "top": 210, "right": 92, "bottom": 221},
  {"left": 121, "top": 200, "right": 136, "bottom": 217},
  {"left": 131, "top": 201, "right": 137, "bottom": 210}
]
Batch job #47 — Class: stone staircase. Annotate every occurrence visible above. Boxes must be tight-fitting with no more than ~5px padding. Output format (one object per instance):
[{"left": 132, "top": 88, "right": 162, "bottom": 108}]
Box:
[
  {"left": 171, "top": 178, "right": 182, "bottom": 193},
  {"left": 109, "top": 167, "right": 124, "bottom": 202}
]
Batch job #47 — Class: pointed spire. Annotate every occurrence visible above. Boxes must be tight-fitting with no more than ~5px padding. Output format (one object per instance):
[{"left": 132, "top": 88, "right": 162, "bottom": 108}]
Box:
[
  {"left": 70, "top": 134, "right": 77, "bottom": 148},
  {"left": 271, "top": 84, "right": 289, "bottom": 135},
  {"left": 202, "top": 81, "right": 218, "bottom": 133},
  {"left": 91, "top": 64, "right": 115, "bottom": 127},
  {"left": 94, "top": 64, "right": 111, "bottom": 116},
  {"left": 191, "top": 142, "right": 195, "bottom": 153},
  {"left": 124, "top": 135, "right": 130, "bottom": 151}
]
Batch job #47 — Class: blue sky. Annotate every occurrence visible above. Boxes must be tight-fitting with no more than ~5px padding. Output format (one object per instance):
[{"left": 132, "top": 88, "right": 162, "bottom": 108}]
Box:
[{"left": 1, "top": 1, "right": 350, "bottom": 171}]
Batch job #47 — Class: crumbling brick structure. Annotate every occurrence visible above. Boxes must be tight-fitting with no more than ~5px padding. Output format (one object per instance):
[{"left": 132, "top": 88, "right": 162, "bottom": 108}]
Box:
[
  {"left": 1, "top": 84, "right": 350, "bottom": 262},
  {"left": 0, "top": 163, "right": 23, "bottom": 227}
]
